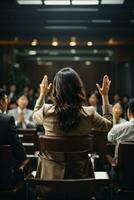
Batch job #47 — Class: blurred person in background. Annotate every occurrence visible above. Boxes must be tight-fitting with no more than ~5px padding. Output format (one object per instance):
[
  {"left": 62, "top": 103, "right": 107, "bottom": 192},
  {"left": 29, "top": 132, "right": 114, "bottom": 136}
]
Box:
[
  {"left": 112, "top": 102, "right": 126, "bottom": 125},
  {"left": 8, "top": 93, "right": 35, "bottom": 129},
  {"left": 87, "top": 91, "right": 102, "bottom": 115}
]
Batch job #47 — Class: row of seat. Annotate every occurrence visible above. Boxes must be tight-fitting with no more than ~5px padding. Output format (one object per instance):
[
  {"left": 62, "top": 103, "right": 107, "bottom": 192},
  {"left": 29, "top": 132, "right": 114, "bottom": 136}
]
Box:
[{"left": 0, "top": 129, "right": 134, "bottom": 200}]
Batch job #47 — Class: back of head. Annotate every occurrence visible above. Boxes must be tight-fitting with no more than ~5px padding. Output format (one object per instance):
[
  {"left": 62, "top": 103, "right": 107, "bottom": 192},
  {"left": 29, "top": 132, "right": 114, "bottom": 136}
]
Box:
[
  {"left": 52, "top": 67, "right": 85, "bottom": 132},
  {"left": 127, "top": 99, "right": 134, "bottom": 115}
]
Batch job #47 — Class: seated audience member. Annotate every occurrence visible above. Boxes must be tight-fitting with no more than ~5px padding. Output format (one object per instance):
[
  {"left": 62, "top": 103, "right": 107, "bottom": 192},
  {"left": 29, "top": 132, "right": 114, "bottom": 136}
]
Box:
[
  {"left": 112, "top": 102, "right": 126, "bottom": 125},
  {"left": 33, "top": 68, "right": 113, "bottom": 180},
  {"left": 87, "top": 91, "right": 102, "bottom": 115},
  {"left": 108, "top": 99, "right": 134, "bottom": 160},
  {"left": 8, "top": 84, "right": 17, "bottom": 103},
  {"left": 121, "top": 95, "right": 129, "bottom": 119},
  {"left": 112, "top": 93, "right": 120, "bottom": 104},
  {"left": 8, "top": 93, "right": 35, "bottom": 128},
  {"left": 27, "top": 88, "right": 36, "bottom": 110},
  {"left": 0, "top": 88, "right": 26, "bottom": 189},
  {"left": 0, "top": 88, "right": 26, "bottom": 163}
]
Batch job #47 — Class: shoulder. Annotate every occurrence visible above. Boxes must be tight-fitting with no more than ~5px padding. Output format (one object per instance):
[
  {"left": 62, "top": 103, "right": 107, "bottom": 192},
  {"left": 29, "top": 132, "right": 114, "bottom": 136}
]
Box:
[
  {"left": 110, "top": 121, "right": 129, "bottom": 133},
  {"left": 8, "top": 108, "right": 17, "bottom": 114},
  {"left": 0, "top": 113, "right": 14, "bottom": 124},
  {"left": 43, "top": 104, "right": 55, "bottom": 114},
  {"left": 26, "top": 108, "right": 33, "bottom": 114},
  {"left": 81, "top": 106, "right": 95, "bottom": 116}
]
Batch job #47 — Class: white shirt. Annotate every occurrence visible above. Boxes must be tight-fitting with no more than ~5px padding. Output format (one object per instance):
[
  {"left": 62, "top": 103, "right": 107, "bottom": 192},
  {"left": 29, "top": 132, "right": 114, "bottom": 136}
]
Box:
[{"left": 108, "top": 118, "right": 134, "bottom": 159}]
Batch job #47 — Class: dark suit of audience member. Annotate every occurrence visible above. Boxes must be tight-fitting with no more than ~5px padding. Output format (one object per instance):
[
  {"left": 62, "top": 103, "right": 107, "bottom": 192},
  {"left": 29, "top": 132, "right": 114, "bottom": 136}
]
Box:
[
  {"left": 0, "top": 89, "right": 26, "bottom": 189},
  {"left": 8, "top": 93, "right": 35, "bottom": 129}
]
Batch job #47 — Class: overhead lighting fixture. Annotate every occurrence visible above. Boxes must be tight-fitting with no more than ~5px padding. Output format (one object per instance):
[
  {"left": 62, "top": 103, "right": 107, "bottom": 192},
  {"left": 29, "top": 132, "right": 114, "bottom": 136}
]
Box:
[
  {"left": 47, "top": 20, "right": 90, "bottom": 23},
  {"left": 130, "top": 19, "right": 134, "bottom": 23},
  {"left": 70, "top": 49, "right": 76, "bottom": 54},
  {"left": 108, "top": 38, "right": 114, "bottom": 45},
  {"left": 45, "top": 26, "right": 88, "bottom": 30},
  {"left": 31, "top": 39, "right": 38, "bottom": 46},
  {"left": 16, "top": 0, "right": 42, "bottom": 5},
  {"left": 104, "top": 57, "right": 110, "bottom": 61},
  {"left": 74, "top": 57, "right": 80, "bottom": 61},
  {"left": 38, "top": 8, "right": 99, "bottom": 12},
  {"left": 52, "top": 38, "right": 59, "bottom": 46},
  {"left": 101, "top": 0, "right": 125, "bottom": 4},
  {"left": 29, "top": 50, "right": 37, "bottom": 55},
  {"left": 85, "top": 61, "right": 91, "bottom": 66},
  {"left": 70, "top": 37, "right": 77, "bottom": 47},
  {"left": 44, "top": 0, "right": 70, "bottom": 5},
  {"left": 92, "top": 19, "right": 112, "bottom": 23},
  {"left": 87, "top": 41, "right": 93, "bottom": 46},
  {"left": 72, "top": 0, "right": 99, "bottom": 5}
]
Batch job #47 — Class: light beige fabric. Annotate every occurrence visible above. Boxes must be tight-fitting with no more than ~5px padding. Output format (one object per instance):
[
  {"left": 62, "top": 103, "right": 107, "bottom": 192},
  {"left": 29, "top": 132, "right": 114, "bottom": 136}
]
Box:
[{"left": 33, "top": 99, "right": 113, "bottom": 180}]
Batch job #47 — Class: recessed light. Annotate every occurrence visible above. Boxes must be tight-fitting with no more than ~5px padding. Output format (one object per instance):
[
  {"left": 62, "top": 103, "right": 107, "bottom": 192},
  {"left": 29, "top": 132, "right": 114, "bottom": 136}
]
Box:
[
  {"left": 104, "top": 57, "right": 110, "bottom": 61},
  {"left": 31, "top": 39, "right": 38, "bottom": 46},
  {"left": 17, "top": 0, "right": 42, "bottom": 5},
  {"left": 52, "top": 38, "right": 59, "bottom": 46},
  {"left": 72, "top": 0, "right": 99, "bottom": 5},
  {"left": 74, "top": 57, "right": 80, "bottom": 61},
  {"left": 101, "top": 0, "right": 125, "bottom": 4},
  {"left": 87, "top": 41, "right": 93, "bottom": 46},
  {"left": 44, "top": 0, "right": 70, "bottom": 5},
  {"left": 92, "top": 19, "right": 112, "bottom": 23},
  {"left": 29, "top": 50, "right": 37, "bottom": 55},
  {"left": 85, "top": 61, "right": 91, "bottom": 66}
]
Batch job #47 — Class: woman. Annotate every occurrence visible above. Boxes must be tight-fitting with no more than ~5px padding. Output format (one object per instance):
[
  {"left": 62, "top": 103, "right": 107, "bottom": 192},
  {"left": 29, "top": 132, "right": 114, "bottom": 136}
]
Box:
[
  {"left": 33, "top": 68, "right": 112, "bottom": 180},
  {"left": 112, "top": 102, "right": 126, "bottom": 125}
]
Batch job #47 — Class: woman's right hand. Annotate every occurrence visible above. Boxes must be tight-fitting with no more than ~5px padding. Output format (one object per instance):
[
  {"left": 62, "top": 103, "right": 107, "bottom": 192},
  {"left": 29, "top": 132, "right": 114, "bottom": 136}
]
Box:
[{"left": 39, "top": 75, "right": 52, "bottom": 98}]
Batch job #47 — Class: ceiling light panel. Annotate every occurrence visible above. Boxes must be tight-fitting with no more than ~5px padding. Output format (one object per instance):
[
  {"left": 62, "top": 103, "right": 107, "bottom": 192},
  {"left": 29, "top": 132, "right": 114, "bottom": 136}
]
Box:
[
  {"left": 44, "top": 0, "right": 70, "bottom": 5},
  {"left": 72, "top": 0, "right": 99, "bottom": 5},
  {"left": 101, "top": 0, "right": 125, "bottom": 4},
  {"left": 17, "top": 0, "right": 42, "bottom": 4}
]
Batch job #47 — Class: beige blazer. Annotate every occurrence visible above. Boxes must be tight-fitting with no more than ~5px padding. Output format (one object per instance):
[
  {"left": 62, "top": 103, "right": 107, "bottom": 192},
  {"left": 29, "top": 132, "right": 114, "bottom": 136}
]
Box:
[{"left": 33, "top": 99, "right": 113, "bottom": 180}]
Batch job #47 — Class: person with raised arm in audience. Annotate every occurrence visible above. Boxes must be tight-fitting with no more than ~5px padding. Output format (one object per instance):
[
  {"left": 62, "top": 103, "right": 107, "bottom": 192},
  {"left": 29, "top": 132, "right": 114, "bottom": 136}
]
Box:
[
  {"left": 33, "top": 68, "right": 113, "bottom": 180},
  {"left": 8, "top": 93, "right": 35, "bottom": 129}
]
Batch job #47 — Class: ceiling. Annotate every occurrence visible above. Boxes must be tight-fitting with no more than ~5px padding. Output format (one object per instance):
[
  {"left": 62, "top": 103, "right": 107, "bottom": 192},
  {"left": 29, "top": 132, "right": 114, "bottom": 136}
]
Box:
[{"left": 0, "top": 0, "right": 134, "bottom": 42}]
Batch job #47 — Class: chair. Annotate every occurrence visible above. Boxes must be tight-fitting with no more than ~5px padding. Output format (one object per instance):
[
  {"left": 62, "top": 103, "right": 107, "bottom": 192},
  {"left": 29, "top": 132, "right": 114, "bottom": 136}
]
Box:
[
  {"left": 106, "top": 141, "right": 134, "bottom": 200},
  {"left": 18, "top": 129, "right": 39, "bottom": 158},
  {"left": 26, "top": 135, "right": 111, "bottom": 200},
  {"left": 0, "top": 145, "right": 30, "bottom": 200},
  {"left": 90, "top": 129, "right": 108, "bottom": 157}
]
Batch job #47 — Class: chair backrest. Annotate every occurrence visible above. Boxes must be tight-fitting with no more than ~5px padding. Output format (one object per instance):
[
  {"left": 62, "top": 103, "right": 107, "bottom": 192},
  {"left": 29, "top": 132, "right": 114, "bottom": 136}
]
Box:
[
  {"left": 18, "top": 129, "right": 38, "bottom": 158},
  {"left": 0, "top": 145, "right": 15, "bottom": 168},
  {"left": 39, "top": 135, "right": 93, "bottom": 153},
  {"left": 117, "top": 141, "right": 134, "bottom": 189},
  {"left": 90, "top": 129, "right": 108, "bottom": 156},
  {"left": 0, "top": 145, "right": 16, "bottom": 189},
  {"left": 26, "top": 176, "right": 95, "bottom": 200}
]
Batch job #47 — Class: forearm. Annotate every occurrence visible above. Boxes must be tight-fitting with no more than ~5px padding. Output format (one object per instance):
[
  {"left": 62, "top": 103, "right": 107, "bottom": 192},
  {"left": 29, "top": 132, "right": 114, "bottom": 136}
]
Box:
[
  {"left": 34, "top": 95, "right": 45, "bottom": 112},
  {"left": 102, "top": 95, "right": 109, "bottom": 106}
]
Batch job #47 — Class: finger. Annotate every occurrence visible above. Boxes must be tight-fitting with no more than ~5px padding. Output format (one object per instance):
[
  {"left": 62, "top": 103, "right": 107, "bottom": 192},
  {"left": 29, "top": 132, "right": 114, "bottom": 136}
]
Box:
[
  {"left": 42, "top": 75, "right": 47, "bottom": 84},
  {"left": 96, "top": 83, "right": 101, "bottom": 92},
  {"left": 48, "top": 83, "right": 52, "bottom": 90}
]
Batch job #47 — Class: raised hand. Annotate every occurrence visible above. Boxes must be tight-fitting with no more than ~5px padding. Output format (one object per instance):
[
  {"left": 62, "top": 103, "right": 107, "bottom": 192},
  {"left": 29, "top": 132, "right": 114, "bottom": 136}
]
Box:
[
  {"left": 39, "top": 75, "right": 52, "bottom": 98},
  {"left": 96, "top": 75, "right": 111, "bottom": 96}
]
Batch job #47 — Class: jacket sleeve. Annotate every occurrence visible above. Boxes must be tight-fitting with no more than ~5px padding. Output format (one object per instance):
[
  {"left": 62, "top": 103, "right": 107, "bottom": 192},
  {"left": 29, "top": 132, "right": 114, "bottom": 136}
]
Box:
[
  {"left": 32, "top": 98, "right": 45, "bottom": 125},
  {"left": 91, "top": 105, "right": 113, "bottom": 131},
  {"left": 7, "top": 116, "right": 26, "bottom": 163}
]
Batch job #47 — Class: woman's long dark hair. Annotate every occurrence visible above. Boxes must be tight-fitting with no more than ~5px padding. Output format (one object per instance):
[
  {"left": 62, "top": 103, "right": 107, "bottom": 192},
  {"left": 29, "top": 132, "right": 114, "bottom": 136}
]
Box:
[{"left": 52, "top": 68, "right": 86, "bottom": 132}]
